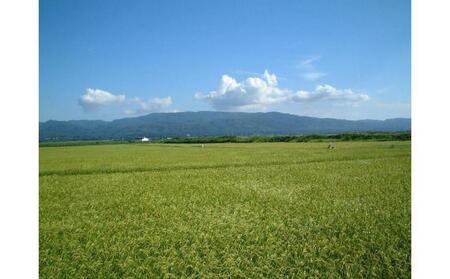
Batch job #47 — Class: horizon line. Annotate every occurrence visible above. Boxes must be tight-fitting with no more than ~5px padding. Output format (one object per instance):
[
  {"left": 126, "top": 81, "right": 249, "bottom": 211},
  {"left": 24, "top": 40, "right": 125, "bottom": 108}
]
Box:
[{"left": 40, "top": 110, "right": 411, "bottom": 123}]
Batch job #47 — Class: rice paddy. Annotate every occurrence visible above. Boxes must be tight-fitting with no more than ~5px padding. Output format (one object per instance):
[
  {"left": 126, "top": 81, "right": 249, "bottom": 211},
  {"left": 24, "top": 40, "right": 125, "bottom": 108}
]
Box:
[{"left": 39, "top": 141, "right": 410, "bottom": 278}]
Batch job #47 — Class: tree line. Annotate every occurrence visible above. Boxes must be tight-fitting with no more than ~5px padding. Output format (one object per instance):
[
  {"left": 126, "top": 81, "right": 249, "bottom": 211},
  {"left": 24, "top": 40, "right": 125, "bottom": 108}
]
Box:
[{"left": 40, "top": 131, "right": 410, "bottom": 147}]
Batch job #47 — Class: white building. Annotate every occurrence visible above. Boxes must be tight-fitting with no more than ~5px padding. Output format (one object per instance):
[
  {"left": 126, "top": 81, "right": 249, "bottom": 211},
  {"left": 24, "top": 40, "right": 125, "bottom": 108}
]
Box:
[{"left": 141, "top": 137, "right": 150, "bottom": 142}]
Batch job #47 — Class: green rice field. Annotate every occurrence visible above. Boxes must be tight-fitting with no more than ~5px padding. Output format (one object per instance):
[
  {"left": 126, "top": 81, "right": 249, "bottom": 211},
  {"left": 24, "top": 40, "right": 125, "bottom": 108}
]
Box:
[{"left": 40, "top": 141, "right": 411, "bottom": 278}]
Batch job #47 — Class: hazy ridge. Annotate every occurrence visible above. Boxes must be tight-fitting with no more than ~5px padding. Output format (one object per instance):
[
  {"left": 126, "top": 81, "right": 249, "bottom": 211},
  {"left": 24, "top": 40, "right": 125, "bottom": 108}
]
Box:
[{"left": 39, "top": 111, "right": 411, "bottom": 141}]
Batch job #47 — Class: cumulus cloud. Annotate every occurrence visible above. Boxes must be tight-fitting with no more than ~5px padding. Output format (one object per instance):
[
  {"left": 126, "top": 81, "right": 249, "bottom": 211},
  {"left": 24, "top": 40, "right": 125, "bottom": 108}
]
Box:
[
  {"left": 79, "top": 88, "right": 125, "bottom": 111},
  {"left": 78, "top": 88, "right": 172, "bottom": 115},
  {"left": 195, "top": 70, "right": 369, "bottom": 111},
  {"left": 293, "top": 84, "right": 369, "bottom": 103},
  {"left": 125, "top": 97, "right": 173, "bottom": 115},
  {"left": 195, "top": 70, "right": 292, "bottom": 111}
]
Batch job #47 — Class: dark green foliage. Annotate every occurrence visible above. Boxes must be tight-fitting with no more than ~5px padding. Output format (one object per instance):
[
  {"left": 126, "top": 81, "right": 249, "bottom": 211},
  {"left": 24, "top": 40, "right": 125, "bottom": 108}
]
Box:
[{"left": 40, "top": 132, "right": 410, "bottom": 147}]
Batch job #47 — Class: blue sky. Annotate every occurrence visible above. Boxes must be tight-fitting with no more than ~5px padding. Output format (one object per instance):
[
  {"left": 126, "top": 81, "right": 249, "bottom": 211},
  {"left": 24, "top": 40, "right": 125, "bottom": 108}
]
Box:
[{"left": 40, "top": 0, "right": 410, "bottom": 121}]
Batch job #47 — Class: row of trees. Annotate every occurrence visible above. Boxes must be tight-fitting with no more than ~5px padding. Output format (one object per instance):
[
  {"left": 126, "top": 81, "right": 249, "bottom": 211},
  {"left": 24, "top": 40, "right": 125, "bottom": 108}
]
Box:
[
  {"left": 39, "top": 132, "right": 410, "bottom": 147},
  {"left": 154, "top": 132, "right": 411, "bottom": 144}
]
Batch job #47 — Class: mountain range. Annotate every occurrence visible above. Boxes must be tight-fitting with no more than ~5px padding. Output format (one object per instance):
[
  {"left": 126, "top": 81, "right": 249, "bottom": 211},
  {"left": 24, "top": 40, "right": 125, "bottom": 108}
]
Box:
[{"left": 39, "top": 111, "right": 411, "bottom": 141}]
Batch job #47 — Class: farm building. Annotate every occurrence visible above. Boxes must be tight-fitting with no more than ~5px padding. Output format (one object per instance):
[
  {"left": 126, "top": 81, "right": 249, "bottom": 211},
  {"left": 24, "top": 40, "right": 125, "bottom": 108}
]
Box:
[{"left": 141, "top": 137, "right": 150, "bottom": 142}]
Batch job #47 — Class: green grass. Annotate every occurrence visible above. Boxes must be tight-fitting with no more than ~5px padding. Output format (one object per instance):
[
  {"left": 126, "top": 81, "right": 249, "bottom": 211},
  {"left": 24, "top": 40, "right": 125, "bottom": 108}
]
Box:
[{"left": 40, "top": 141, "right": 410, "bottom": 278}]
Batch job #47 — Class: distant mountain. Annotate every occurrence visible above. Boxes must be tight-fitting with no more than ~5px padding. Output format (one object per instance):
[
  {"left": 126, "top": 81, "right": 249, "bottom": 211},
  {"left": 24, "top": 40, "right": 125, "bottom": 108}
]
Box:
[{"left": 39, "top": 111, "right": 411, "bottom": 141}]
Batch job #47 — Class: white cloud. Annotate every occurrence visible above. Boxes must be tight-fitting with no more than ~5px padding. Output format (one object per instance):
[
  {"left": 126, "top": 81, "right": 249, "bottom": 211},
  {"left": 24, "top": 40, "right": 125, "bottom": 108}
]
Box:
[
  {"left": 79, "top": 88, "right": 125, "bottom": 111},
  {"left": 125, "top": 97, "right": 173, "bottom": 115},
  {"left": 195, "top": 70, "right": 369, "bottom": 111},
  {"left": 298, "top": 56, "right": 321, "bottom": 67},
  {"left": 292, "top": 84, "right": 369, "bottom": 103},
  {"left": 262, "top": 69, "right": 278, "bottom": 86},
  {"left": 195, "top": 70, "right": 291, "bottom": 111},
  {"left": 79, "top": 88, "right": 173, "bottom": 115},
  {"left": 297, "top": 56, "right": 326, "bottom": 81}
]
